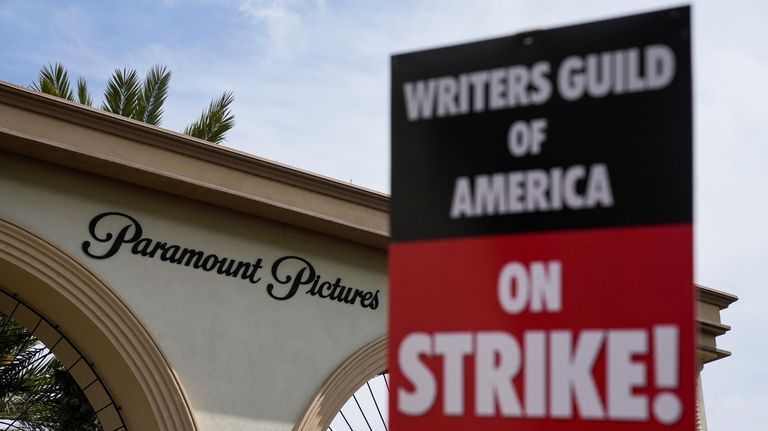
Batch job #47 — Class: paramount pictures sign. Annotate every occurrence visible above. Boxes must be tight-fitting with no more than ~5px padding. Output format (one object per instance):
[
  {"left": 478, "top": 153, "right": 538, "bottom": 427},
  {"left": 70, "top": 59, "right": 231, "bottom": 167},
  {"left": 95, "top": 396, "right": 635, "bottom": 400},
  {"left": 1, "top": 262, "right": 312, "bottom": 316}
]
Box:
[{"left": 81, "top": 212, "right": 380, "bottom": 310}]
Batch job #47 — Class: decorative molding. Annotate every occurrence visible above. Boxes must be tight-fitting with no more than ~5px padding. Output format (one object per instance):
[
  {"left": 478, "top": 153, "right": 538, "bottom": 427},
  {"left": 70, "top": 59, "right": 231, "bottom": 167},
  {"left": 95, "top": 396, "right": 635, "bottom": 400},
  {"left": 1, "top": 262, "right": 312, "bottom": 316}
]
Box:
[
  {"left": 0, "top": 81, "right": 388, "bottom": 211},
  {"left": 697, "top": 319, "right": 731, "bottom": 337},
  {"left": 697, "top": 344, "right": 731, "bottom": 364},
  {"left": 0, "top": 125, "right": 388, "bottom": 249},
  {"left": 294, "top": 336, "right": 387, "bottom": 431},
  {"left": 0, "top": 81, "right": 389, "bottom": 250},
  {"left": 0, "top": 216, "right": 197, "bottom": 431},
  {"left": 696, "top": 284, "right": 738, "bottom": 310}
]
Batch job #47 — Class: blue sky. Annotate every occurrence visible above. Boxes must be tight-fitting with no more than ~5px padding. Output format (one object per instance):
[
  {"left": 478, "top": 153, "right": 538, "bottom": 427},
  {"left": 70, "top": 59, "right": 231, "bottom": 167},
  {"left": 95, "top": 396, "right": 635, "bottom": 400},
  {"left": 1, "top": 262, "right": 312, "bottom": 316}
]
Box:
[{"left": 2, "top": 0, "right": 767, "bottom": 429}]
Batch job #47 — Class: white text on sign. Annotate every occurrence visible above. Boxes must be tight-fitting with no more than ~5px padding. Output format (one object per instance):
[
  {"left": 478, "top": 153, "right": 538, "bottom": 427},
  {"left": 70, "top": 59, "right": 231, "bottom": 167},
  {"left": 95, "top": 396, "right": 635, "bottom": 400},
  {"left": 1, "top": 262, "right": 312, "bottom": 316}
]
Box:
[{"left": 397, "top": 261, "right": 683, "bottom": 425}]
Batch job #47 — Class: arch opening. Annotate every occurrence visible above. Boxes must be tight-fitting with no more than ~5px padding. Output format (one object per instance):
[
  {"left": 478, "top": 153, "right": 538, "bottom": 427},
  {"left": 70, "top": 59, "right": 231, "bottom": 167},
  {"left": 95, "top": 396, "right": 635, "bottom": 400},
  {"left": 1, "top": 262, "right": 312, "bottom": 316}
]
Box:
[
  {"left": 0, "top": 216, "right": 197, "bottom": 431},
  {"left": 295, "top": 336, "right": 387, "bottom": 431},
  {"left": 0, "top": 289, "right": 125, "bottom": 430},
  {"left": 326, "top": 372, "right": 389, "bottom": 431}
]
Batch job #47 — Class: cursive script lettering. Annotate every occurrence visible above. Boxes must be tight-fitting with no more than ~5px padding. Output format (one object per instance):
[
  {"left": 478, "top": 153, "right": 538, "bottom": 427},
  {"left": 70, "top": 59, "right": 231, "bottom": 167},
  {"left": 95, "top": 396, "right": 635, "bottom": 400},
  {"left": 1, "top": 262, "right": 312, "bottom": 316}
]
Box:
[
  {"left": 83, "top": 212, "right": 143, "bottom": 259},
  {"left": 82, "top": 212, "right": 264, "bottom": 284},
  {"left": 81, "top": 212, "right": 379, "bottom": 310},
  {"left": 267, "top": 256, "right": 314, "bottom": 301}
]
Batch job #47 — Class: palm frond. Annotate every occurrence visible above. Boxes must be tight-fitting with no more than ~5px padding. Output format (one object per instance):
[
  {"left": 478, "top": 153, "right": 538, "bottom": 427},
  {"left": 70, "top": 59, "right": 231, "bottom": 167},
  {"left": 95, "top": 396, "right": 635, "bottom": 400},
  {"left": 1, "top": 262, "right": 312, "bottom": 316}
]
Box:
[
  {"left": 32, "top": 63, "right": 74, "bottom": 101},
  {"left": 0, "top": 312, "right": 99, "bottom": 430},
  {"left": 0, "top": 315, "right": 57, "bottom": 426},
  {"left": 31, "top": 62, "right": 237, "bottom": 144},
  {"left": 136, "top": 65, "right": 171, "bottom": 126},
  {"left": 102, "top": 68, "right": 141, "bottom": 118},
  {"left": 184, "top": 91, "right": 235, "bottom": 144},
  {"left": 76, "top": 77, "right": 93, "bottom": 107}
]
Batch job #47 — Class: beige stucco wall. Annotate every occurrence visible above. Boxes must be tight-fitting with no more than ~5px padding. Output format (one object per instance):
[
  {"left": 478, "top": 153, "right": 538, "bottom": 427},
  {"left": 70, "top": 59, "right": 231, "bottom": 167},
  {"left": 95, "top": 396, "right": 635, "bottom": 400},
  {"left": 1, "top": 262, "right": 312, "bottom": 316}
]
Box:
[{"left": 0, "top": 150, "right": 388, "bottom": 431}]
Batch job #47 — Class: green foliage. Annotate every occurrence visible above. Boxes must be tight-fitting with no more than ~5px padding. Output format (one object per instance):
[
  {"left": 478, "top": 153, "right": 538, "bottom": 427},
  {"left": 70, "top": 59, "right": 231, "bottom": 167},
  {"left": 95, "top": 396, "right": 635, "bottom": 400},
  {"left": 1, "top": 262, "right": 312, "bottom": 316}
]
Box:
[
  {"left": 76, "top": 77, "right": 93, "bottom": 107},
  {"left": 184, "top": 91, "right": 235, "bottom": 144},
  {"left": 33, "top": 63, "right": 234, "bottom": 143},
  {"left": 0, "top": 312, "right": 102, "bottom": 430},
  {"left": 136, "top": 65, "right": 171, "bottom": 126},
  {"left": 32, "top": 63, "right": 74, "bottom": 101},
  {"left": 102, "top": 68, "right": 141, "bottom": 117}
]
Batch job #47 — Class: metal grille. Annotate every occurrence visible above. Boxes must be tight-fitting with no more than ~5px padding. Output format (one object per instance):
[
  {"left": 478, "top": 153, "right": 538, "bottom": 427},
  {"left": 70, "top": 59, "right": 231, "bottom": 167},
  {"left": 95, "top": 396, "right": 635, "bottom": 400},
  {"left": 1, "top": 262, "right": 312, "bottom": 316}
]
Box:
[
  {"left": 328, "top": 372, "right": 389, "bottom": 431},
  {"left": 0, "top": 289, "right": 126, "bottom": 430}
]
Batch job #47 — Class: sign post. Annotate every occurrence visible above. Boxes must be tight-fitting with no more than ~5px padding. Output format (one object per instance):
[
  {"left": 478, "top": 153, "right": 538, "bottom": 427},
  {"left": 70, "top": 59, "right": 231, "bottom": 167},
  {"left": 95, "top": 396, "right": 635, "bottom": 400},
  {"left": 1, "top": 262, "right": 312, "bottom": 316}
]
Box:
[{"left": 389, "top": 7, "right": 693, "bottom": 430}]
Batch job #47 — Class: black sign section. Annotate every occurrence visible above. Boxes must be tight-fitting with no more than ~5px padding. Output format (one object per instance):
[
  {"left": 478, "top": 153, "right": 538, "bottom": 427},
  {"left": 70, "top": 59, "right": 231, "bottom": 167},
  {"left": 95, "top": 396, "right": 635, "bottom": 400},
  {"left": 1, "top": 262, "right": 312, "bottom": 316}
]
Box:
[
  {"left": 391, "top": 7, "right": 691, "bottom": 242},
  {"left": 81, "top": 212, "right": 380, "bottom": 310}
]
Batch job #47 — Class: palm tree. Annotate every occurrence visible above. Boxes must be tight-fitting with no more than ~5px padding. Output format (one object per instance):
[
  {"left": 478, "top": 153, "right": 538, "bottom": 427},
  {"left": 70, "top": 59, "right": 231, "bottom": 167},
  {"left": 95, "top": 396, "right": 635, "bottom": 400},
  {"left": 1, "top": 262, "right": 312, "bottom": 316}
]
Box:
[
  {"left": 32, "top": 63, "right": 235, "bottom": 144},
  {"left": 0, "top": 312, "right": 101, "bottom": 430}
]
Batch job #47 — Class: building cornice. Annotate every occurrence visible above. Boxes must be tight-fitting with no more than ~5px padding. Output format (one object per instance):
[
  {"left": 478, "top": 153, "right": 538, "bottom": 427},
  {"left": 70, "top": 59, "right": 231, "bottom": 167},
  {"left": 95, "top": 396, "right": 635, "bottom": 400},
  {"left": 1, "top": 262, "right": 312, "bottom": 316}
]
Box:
[
  {"left": 696, "top": 284, "right": 738, "bottom": 309},
  {"left": 0, "top": 81, "right": 388, "bottom": 210},
  {"left": 0, "top": 81, "right": 389, "bottom": 249}
]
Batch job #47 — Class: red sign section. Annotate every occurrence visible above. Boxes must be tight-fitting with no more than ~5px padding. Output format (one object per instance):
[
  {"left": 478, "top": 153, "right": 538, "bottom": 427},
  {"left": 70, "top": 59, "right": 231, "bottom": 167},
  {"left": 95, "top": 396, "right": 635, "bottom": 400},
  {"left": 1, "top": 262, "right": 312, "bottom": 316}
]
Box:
[{"left": 390, "top": 225, "right": 694, "bottom": 429}]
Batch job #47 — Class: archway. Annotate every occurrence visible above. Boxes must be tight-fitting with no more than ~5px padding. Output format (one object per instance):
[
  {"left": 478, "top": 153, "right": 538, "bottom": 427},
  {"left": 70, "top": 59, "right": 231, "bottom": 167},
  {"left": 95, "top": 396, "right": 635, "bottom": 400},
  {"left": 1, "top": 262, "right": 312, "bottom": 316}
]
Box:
[
  {"left": 295, "top": 336, "right": 387, "bottom": 431},
  {"left": 0, "top": 216, "right": 196, "bottom": 431},
  {"left": 0, "top": 288, "right": 125, "bottom": 429}
]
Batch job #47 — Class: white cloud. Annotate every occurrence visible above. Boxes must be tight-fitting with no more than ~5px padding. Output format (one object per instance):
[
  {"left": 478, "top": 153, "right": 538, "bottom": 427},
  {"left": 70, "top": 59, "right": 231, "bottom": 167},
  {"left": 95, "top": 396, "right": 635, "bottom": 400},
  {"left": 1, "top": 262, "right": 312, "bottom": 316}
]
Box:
[{"left": 237, "top": 0, "right": 321, "bottom": 57}]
